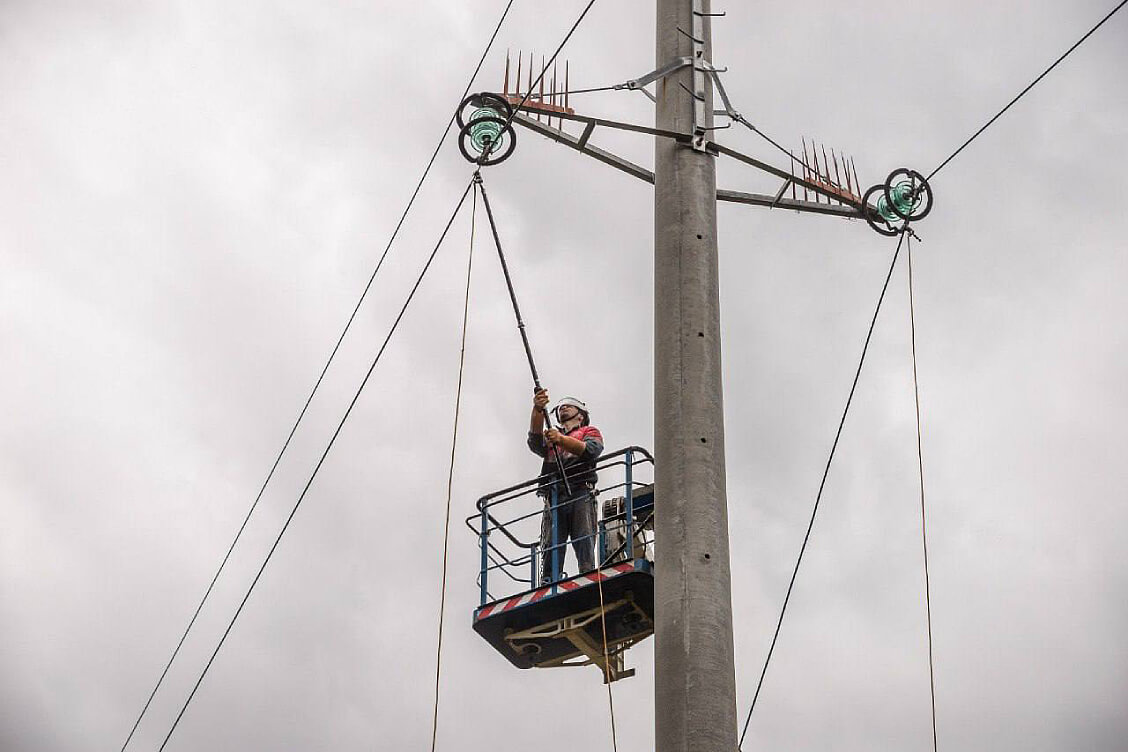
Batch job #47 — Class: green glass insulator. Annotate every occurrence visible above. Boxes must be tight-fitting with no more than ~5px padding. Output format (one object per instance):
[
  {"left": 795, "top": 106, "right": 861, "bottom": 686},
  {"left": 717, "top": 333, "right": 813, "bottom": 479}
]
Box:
[
  {"left": 469, "top": 107, "right": 504, "bottom": 154},
  {"left": 888, "top": 180, "right": 922, "bottom": 218},
  {"left": 876, "top": 194, "right": 899, "bottom": 223}
]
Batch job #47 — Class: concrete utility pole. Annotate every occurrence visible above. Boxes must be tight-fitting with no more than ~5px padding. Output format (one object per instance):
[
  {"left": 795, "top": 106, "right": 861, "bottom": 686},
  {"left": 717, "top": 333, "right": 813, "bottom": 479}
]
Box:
[
  {"left": 504, "top": 2, "right": 881, "bottom": 736},
  {"left": 654, "top": 0, "right": 739, "bottom": 750}
]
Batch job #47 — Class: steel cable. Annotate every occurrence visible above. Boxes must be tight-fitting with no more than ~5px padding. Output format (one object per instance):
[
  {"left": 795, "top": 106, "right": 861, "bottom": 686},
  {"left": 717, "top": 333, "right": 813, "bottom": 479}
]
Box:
[
  {"left": 927, "top": 0, "right": 1128, "bottom": 181},
  {"left": 156, "top": 177, "right": 476, "bottom": 752},
  {"left": 429, "top": 186, "right": 477, "bottom": 752},
  {"left": 480, "top": 0, "right": 599, "bottom": 165},
  {"left": 907, "top": 237, "right": 939, "bottom": 752},
  {"left": 735, "top": 1, "right": 1128, "bottom": 198},
  {"left": 528, "top": 84, "right": 619, "bottom": 98},
  {"left": 594, "top": 565, "right": 620, "bottom": 752},
  {"left": 732, "top": 116, "right": 847, "bottom": 194},
  {"left": 117, "top": 4, "right": 516, "bottom": 748},
  {"left": 481, "top": 4, "right": 626, "bottom": 721},
  {"left": 738, "top": 226, "right": 909, "bottom": 748}
]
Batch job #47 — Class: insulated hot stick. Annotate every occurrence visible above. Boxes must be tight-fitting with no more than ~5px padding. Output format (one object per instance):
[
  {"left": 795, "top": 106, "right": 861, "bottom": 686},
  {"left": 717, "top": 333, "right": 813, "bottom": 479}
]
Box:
[{"left": 474, "top": 173, "right": 573, "bottom": 495}]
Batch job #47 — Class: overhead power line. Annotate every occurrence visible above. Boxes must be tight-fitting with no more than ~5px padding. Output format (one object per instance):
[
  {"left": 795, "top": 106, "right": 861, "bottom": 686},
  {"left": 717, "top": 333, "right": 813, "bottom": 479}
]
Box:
[
  {"left": 907, "top": 238, "right": 939, "bottom": 752},
  {"left": 156, "top": 177, "right": 476, "bottom": 752},
  {"left": 430, "top": 186, "right": 477, "bottom": 752},
  {"left": 118, "top": 3, "right": 515, "bottom": 748},
  {"left": 928, "top": 0, "right": 1128, "bottom": 181},
  {"left": 738, "top": 226, "right": 909, "bottom": 749},
  {"left": 736, "top": 5, "right": 1128, "bottom": 732},
  {"left": 483, "top": 0, "right": 599, "bottom": 162}
]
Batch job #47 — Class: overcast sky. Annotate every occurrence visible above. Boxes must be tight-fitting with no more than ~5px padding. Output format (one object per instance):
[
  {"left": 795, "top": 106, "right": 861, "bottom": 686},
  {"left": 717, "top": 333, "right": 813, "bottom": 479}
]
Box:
[{"left": 2, "top": 1, "right": 1127, "bottom": 750}]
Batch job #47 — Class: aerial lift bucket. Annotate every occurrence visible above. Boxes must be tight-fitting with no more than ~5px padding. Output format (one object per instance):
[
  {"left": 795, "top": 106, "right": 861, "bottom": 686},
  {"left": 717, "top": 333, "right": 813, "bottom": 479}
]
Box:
[{"left": 467, "top": 448, "right": 655, "bottom": 683}]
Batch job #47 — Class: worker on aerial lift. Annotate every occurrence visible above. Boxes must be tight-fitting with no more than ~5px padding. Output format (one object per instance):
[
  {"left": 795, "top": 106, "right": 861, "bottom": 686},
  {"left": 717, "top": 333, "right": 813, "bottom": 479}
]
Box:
[{"left": 528, "top": 389, "right": 604, "bottom": 584}]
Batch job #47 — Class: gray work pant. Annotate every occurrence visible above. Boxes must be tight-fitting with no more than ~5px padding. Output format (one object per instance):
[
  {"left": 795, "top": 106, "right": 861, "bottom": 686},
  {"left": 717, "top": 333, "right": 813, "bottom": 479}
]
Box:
[{"left": 539, "top": 490, "right": 597, "bottom": 584}]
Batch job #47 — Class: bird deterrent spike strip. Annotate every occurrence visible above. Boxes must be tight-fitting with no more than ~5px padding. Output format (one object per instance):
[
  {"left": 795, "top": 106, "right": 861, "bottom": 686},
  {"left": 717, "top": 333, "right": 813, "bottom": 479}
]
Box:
[{"left": 863, "top": 167, "right": 934, "bottom": 236}]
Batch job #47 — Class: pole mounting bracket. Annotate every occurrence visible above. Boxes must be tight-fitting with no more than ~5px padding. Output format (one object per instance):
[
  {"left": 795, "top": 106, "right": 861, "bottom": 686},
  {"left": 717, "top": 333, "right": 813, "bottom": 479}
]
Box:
[{"left": 618, "top": 56, "right": 693, "bottom": 98}]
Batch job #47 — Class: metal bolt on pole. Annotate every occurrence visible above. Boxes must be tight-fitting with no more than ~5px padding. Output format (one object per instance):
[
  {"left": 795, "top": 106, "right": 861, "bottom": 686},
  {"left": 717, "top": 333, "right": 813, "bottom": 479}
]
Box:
[{"left": 654, "top": 0, "right": 739, "bottom": 750}]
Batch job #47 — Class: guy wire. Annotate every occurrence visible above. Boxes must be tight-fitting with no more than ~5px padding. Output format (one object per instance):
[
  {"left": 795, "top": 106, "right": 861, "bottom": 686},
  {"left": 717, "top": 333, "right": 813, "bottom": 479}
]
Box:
[
  {"left": 738, "top": 226, "right": 909, "bottom": 748},
  {"left": 430, "top": 186, "right": 478, "bottom": 752},
  {"left": 118, "top": 4, "right": 517, "bottom": 748},
  {"left": 907, "top": 236, "right": 939, "bottom": 752},
  {"left": 156, "top": 177, "right": 476, "bottom": 752}
]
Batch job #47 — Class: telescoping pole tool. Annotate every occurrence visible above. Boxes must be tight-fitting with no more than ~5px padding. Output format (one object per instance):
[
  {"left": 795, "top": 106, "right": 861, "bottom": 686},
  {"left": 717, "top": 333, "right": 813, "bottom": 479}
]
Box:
[{"left": 474, "top": 173, "right": 573, "bottom": 495}]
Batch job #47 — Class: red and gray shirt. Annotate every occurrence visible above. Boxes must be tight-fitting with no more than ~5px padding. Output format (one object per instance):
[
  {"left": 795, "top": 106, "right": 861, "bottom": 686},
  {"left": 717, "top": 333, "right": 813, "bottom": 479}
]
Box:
[{"left": 527, "top": 424, "right": 604, "bottom": 493}]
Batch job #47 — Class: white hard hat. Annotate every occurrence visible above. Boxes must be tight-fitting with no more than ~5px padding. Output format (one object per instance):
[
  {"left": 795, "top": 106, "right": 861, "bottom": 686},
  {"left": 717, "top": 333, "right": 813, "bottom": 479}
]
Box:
[{"left": 552, "top": 396, "right": 589, "bottom": 419}]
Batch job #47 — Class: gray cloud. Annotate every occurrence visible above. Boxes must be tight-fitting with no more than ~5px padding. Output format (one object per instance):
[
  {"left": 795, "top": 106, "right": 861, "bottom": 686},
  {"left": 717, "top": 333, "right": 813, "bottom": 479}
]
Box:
[{"left": 2, "top": 1, "right": 1126, "bottom": 750}]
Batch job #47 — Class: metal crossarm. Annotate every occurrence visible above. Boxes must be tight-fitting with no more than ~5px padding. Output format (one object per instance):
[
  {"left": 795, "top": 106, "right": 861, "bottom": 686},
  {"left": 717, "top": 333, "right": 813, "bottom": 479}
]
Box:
[
  {"left": 512, "top": 105, "right": 691, "bottom": 142},
  {"left": 511, "top": 111, "right": 866, "bottom": 219},
  {"left": 708, "top": 142, "right": 867, "bottom": 212},
  {"left": 717, "top": 189, "right": 861, "bottom": 217}
]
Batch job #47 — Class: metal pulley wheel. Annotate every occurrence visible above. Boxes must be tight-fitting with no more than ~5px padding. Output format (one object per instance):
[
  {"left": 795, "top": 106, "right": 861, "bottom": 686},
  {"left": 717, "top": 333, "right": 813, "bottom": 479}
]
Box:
[
  {"left": 862, "top": 166, "right": 934, "bottom": 236},
  {"left": 882, "top": 168, "right": 933, "bottom": 222},
  {"left": 862, "top": 184, "right": 900, "bottom": 236},
  {"left": 456, "top": 92, "right": 517, "bottom": 166}
]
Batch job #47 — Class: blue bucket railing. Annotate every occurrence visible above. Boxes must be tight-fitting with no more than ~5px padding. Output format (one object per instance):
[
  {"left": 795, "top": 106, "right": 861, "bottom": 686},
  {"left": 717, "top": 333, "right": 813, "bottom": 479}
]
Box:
[{"left": 465, "top": 446, "right": 654, "bottom": 608}]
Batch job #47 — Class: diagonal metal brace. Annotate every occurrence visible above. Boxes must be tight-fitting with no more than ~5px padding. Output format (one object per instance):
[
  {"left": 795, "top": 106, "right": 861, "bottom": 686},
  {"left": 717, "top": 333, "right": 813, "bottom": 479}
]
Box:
[
  {"left": 511, "top": 111, "right": 656, "bottom": 183},
  {"left": 620, "top": 56, "right": 693, "bottom": 91},
  {"left": 699, "top": 59, "right": 739, "bottom": 120}
]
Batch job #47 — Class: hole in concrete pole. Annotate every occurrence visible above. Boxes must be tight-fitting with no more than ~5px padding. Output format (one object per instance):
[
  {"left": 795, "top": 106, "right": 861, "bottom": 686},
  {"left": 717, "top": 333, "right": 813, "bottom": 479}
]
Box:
[
  {"left": 700, "top": 437, "right": 707, "bottom": 443},
  {"left": 696, "top": 234, "right": 703, "bottom": 239}
]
